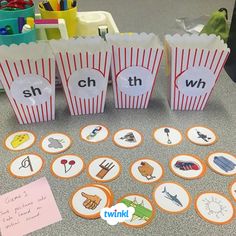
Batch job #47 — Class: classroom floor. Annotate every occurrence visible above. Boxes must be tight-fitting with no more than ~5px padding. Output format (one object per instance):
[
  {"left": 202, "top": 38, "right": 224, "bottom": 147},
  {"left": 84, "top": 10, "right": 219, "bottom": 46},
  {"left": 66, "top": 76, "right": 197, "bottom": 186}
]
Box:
[{"left": 1, "top": 0, "right": 236, "bottom": 235}]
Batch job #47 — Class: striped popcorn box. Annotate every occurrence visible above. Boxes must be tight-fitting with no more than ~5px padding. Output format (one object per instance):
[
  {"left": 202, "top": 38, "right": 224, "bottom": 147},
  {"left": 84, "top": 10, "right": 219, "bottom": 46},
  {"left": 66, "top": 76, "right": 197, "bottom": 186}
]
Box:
[
  {"left": 107, "top": 33, "right": 163, "bottom": 109},
  {"left": 0, "top": 42, "right": 55, "bottom": 124},
  {"left": 165, "top": 34, "right": 230, "bottom": 111},
  {"left": 50, "top": 37, "right": 111, "bottom": 115}
]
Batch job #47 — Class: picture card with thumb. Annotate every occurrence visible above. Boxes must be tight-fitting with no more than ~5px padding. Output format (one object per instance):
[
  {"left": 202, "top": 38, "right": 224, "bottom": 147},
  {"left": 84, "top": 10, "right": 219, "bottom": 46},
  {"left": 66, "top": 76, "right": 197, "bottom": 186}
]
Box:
[{"left": 0, "top": 177, "right": 62, "bottom": 236}]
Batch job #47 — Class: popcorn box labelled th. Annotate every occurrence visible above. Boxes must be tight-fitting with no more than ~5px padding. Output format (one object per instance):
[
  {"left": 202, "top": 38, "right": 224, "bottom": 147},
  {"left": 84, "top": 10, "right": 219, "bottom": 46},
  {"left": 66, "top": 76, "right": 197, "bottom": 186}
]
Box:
[
  {"left": 165, "top": 34, "right": 230, "bottom": 111},
  {"left": 0, "top": 42, "right": 55, "bottom": 124},
  {"left": 107, "top": 33, "right": 163, "bottom": 109},
  {"left": 50, "top": 37, "right": 111, "bottom": 116}
]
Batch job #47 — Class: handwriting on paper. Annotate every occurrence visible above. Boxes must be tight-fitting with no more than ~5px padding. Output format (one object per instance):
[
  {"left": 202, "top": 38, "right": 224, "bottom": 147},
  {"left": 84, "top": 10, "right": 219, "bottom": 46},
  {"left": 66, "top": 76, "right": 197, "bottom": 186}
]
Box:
[{"left": 0, "top": 177, "right": 62, "bottom": 236}]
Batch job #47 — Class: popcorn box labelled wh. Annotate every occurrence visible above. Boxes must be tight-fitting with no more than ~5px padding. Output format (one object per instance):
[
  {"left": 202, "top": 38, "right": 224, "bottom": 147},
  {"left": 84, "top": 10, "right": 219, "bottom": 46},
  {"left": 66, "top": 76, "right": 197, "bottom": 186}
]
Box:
[
  {"left": 50, "top": 37, "right": 111, "bottom": 115},
  {"left": 0, "top": 42, "right": 55, "bottom": 124},
  {"left": 107, "top": 33, "right": 163, "bottom": 109},
  {"left": 165, "top": 34, "right": 230, "bottom": 111}
]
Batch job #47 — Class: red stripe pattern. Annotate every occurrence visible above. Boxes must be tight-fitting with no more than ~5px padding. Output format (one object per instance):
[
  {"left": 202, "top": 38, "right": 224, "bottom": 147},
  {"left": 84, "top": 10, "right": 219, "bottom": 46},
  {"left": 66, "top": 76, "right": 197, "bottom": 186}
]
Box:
[
  {"left": 0, "top": 58, "right": 55, "bottom": 124},
  {"left": 55, "top": 51, "right": 111, "bottom": 115},
  {"left": 170, "top": 47, "right": 229, "bottom": 111},
  {"left": 111, "top": 46, "right": 163, "bottom": 109}
]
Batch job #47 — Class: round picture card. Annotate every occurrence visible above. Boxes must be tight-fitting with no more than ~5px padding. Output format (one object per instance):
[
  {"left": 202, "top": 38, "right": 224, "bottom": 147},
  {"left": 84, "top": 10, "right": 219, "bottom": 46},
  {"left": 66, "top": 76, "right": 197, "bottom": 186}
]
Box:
[
  {"left": 170, "top": 154, "right": 206, "bottom": 179},
  {"left": 186, "top": 126, "right": 218, "bottom": 146},
  {"left": 40, "top": 133, "right": 72, "bottom": 154},
  {"left": 117, "top": 194, "right": 155, "bottom": 228},
  {"left": 113, "top": 128, "right": 143, "bottom": 149},
  {"left": 229, "top": 180, "right": 236, "bottom": 202},
  {"left": 129, "top": 158, "right": 164, "bottom": 184},
  {"left": 4, "top": 131, "right": 36, "bottom": 151},
  {"left": 50, "top": 154, "right": 85, "bottom": 179},
  {"left": 153, "top": 127, "right": 182, "bottom": 146},
  {"left": 87, "top": 156, "right": 121, "bottom": 182},
  {"left": 195, "top": 192, "right": 235, "bottom": 225},
  {"left": 153, "top": 182, "right": 191, "bottom": 214},
  {"left": 207, "top": 152, "right": 236, "bottom": 176},
  {"left": 8, "top": 153, "right": 44, "bottom": 178},
  {"left": 80, "top": 124, "right": 109, "bottom": 143},
  {"left": 69, "top": 184, "right": 113, "bottom": 219}
]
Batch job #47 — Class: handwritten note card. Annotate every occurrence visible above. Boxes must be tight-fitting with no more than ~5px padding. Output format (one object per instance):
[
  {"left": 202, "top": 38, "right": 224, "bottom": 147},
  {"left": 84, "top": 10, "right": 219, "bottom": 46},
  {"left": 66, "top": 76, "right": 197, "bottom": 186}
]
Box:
[{"left": 0, "top": 177, "right": 62, "bottom": 236}]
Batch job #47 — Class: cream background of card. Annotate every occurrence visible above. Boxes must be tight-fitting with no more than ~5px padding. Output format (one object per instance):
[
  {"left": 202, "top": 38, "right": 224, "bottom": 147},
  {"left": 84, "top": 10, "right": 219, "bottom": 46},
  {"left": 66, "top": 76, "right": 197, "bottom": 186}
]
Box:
[
  {"left": 196, "top": 193, "right": 234, "bottom": 223},
  {"left": 10, "top": 154, "right": 43, "bottom": 177},
  {"left": 187, "top": 126, "right": 216, "bottom": 145},
  {"left": 154, "top": 183, "right": 190, "bottom": 212},
  {"left": 106, "top": 33, "right": 162, "bottom": 49},
  {"left": 52, "top": 155, "right": 84, "bottom": 178},
  {"left": 131, "top": 159, "right": 163, "bottom": 183},
  {"left": 117, "top": 66, "right": 154, "bottom": 96},
  {"left": 41, "top": 133, "right": 71, "bottom": 153},
  {"left": 208, "top": 152, "right": 236, "bottom": 176},
  {"left": 5, "top": 131, "right": 35, "bottom": 151},
  {"left": 171, "top": 155, "right": 204, "bottom": 178},
  {"left": 68, "top": 68, "right": 107, "bottom": 99},
  {"left": 88, "top": 157, "right": 120, "bottom": 181},
  {"left": 72, "top": 186, "right": 108, "bottom": 216},
  {"left": 176, "top": 67, "right": 216, "bottom": 96},
  {"left": 154, "top": 127, "right": 182, "bottom": 145},
  {"left": 230, "top": 182, "right": 236, "bottom": 200},
  {"left": 81, "top": 125, "right": 108, "bottom": 142},
  {"left": 10, "top": 74, "right": 52, "bottom": 106},
  {"left": 121, "top": 195, "right": 153, "bottom": 226},
  {"left": 113, "top": 129, "right": 142, "bottom": 148}
]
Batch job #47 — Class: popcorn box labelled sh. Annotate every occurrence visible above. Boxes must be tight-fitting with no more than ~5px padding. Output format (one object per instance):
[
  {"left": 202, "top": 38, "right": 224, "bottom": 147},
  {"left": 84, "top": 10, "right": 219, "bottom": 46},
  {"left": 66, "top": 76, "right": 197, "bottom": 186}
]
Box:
[
  {"left": 165, "top": 34, "right": 230, "bottom": 111},
  {"left": 0, "top": 42, "right": 55, "bottom": 124},
  {"left": 50, "top": 37, "right": 111, "bottom": 115},
  {"left": 107, "top": 33, "right": 163, "bottom": 109}
]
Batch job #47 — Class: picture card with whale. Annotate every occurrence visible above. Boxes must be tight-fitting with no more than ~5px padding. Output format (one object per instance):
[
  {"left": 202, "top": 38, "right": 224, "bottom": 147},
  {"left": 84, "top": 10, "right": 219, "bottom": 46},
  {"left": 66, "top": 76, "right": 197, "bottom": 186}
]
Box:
[
  {"left": 153, "top": 182, "right": 191, "bottom": 214},
  {"left": 0, "top": 177, "right": 62, "bottom": 236}
]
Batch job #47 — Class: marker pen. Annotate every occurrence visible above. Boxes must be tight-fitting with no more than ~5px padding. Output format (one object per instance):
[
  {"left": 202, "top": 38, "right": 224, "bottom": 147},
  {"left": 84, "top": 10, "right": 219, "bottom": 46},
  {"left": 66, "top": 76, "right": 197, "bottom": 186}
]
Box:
[
  {"left": 0, "top": 28, "right": 7, "bottom": 35},
  {"left": 26, "top": 17, "right": 34, "bottom": 29},
  {"left": 42, "top": 0, "right": 53, "bottom": 11},
  {"left": 60, "top": 0, "right": 64, "bottom": 11},
  {"left": 5, "top": 25, "right": 13, "bottom": 35},
  {"left": 71, "top": 0, "right": 76, "bottom": 8},
  {"left": 18, "top": 17, "right": 25, "bottom": 33},
  {"left": 22, "top": 24, "right": 31, "bottom": 33}
]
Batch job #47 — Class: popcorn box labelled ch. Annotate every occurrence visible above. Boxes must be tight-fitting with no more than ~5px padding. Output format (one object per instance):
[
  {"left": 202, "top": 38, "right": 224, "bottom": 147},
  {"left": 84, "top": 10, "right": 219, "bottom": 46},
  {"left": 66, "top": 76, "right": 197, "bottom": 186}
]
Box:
[
  {"left": 107, "top": 33, "right": 163, "bottom": 109},
  {"left": 165, "top": 34, "right": 230, "bottom": 111},
  {"left": 0, "top": 42, "right": 55, "bottom": 124},
  {"left": 50, "top": 37, "right": 111, "bottom": 116}
]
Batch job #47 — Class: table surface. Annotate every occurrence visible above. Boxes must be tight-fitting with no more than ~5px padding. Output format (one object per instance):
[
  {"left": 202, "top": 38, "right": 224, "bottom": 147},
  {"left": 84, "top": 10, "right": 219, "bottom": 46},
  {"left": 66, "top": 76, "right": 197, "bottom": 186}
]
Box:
[{"left": 1, "top": 0, "right": 236, "bottom": 235}]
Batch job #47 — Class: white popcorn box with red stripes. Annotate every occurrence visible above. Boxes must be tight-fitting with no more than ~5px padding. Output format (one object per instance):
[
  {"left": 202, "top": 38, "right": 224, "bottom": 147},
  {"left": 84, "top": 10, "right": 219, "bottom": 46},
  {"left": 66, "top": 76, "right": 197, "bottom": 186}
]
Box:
[
  {"left": 107, "top": 33, "right": 163, "bottom": 109},
  {"left": 0, "top": 42, "right": 55, "bottom": 124},
  {"left": 165, "top": 34, "right": 230, "bottom": 111},
  {"left": 50, "top": 37, "right": 111, "bottom": 115}
]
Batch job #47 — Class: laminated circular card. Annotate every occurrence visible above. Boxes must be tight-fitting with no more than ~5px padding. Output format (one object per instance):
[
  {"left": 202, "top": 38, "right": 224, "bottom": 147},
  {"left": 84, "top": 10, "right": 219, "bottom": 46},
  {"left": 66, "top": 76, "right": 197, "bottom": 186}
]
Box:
[
  {"left": 0, "top": 42, "right": 55, "bottom": 124},
  {"left": 164, "top": 34, "right": 230, "bottom": 111},
  {"left": 106, "top": 33, "right": 163, "bottom": 109},
  {"left": 50, "top": 37, "right": 111, "bottom": 115}
]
